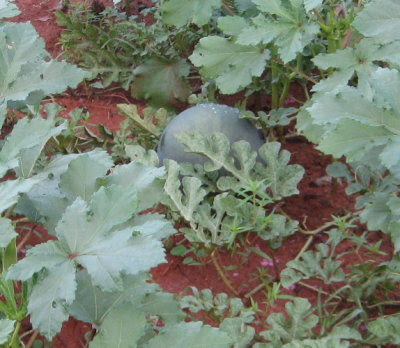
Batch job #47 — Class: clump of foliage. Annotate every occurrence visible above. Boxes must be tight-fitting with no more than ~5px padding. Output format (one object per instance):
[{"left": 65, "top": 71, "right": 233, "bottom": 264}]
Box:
[{"left": 55, "top": 1, "right": 206, "bottom": 108}]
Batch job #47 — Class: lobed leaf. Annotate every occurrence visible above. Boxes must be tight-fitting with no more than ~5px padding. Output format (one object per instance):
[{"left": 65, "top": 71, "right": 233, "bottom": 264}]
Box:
[
  {"left": 90, "top": 303, "right": 147, "bottom": 348},
  {"left": 220, "top": 318, "right": 255, "bottom": 348},
  {"left": 312, "top": 39, "right": 400, "bottom": 94},
  {"left": 260, "top": 298, "right": 319, "bottom": 344},
  {"left": 281, "top": 243, "right": 346, "bottom": 288},
  {"left": 60, "top": 155, "right": 111, "bottom": 201},
  {"left": 237, "top": 0, "right": 319, "bottom": 62},
  {"left": 283, "top": 325, "right": 360, "bottom": 347},
  {"left": 28, "top": 261, "right": 76, "bottom": 340},
  {"left": 164, "top": 160, "right": 206, "bottom": 222},
  {"left": 306, "top": 69, "right": 400, "bottom": 170},
  {"left": 0, "top": 217, "right": 17, "bottom": 248},
  {"left": 0, "top": 117, "right": 67, "bottom": 177},
  {"left": 70, "top": 270, "right": 158, "bottom": 324},
  {"left": 105, "top": 161, "right": 165, "bottom": 212},
  {"left": 0, "top": 177, "right": 41, "bottom": 214},
  {"left": 144, "top": 321, "right": 233, "bottom": 348},
  {"left": 190, "top": 36, "right": 270, "bottom": 94},
  {"left": 0, "top": 0, "right": 20, "bottom": 18},
  {"left": 0, "top": 319, "right": 15, "bottom": 344},
  {"left": 368, "top": 315, "right": 400, "bottom": 344},
  {"left": 0, "top": 22, "right": 90, "bottom": 127},
  {"left": 161, "top": 0, "right": 221, "bottom": 27},
  {"left": 257, "top": 142, "right": 304, "bottom": 199},
  {"left": 353, "top": 0, "right": 400, "bottom": 44}
]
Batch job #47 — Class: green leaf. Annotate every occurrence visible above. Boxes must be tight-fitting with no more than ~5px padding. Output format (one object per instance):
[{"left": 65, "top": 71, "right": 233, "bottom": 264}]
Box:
[
  {"left": 28, "top": 261, "right": 76, "bottom": 340},
  {"left": 258, "top": 107, "right": 297, "bottom": 127},
  {"left": 128, "top": 213, "right": 175, "bottom": 240},
  {"left": 370, "top": 67, "right": 400, "bottom": 113},
  {"left": 90, "top": 303, "right": 147, "bottom": 348},
  {"left": 359, "top": 192, "right": 393, "bottom": 232},
  {"left": 54, "top": 194, "right": 165, "bottom": 291},
  {"left": 0, "top": 177, "right": 41, "bottom": 213},
  {"left": 117, "top": 104, "right": 172, "bottom": 138},
  {"left": 220, "top": 318, "right": 255, "bottom": 348},
  {"left": 189, "top": 193, "right": 232, "bottom": 246},
  {"left": 260, "top": 298, "right": 319, "bottom": 344},
  {"left": 190, "top": 36, "right": 270, "bottom": 94},
  {"left": 256, "top": 213, "right": 298, "bottom": 245},
  {"left": 283, "top": 326, "right": 361, "bottom": 347},
  {"left": 7, "top": 181, "right": 170, "bottom": 335},
  {"left": 307, "top": 69, "right": 400, "bottom": 169},
  {"left": 125, "top": 145, "right": 159, "bottom": 167},
  {"left": 353, "top": 0, "right": 400, "bottom": 44},
  {"left": 164, "top": 160, "right": 207, "bottom": 222},
  {"left": 132, "top": 58, "right": 190, "bottom": 108},
  {"left": 0, "top": 319, "right": 15, "bottom": 344},
  {"left": 70, "top": 270, "right": 158, "bottom": 324},
  {"left": 138, "top": 292, "right": 185, "bottom": 326},
  {"left": 0, "top": 22, "right": 90, "bottom": 107},
  {"left": 257, "top": 142, "right": 304, "bottom": 199},
  {"left": 60, "top": 155, "right": 112, "bottom": 201},
  {"left": 161, "top": 0, "right": 221, "bottom": 27},
  {"left": 85, "top": 185, "right": 139, "bottom": 237},
  {"left": 368, "top": 315, "right": 400, "bottom": 344},
  {"left": 6, "top": 241, "right": 68, "bottom": 281},
  {"left": 175, "top": 132, "right": 303, "bottom": 200},
  {"left": 237, "top": 0, "right": 320, "bottom": 62},
  {"left": 307, "top": 86, "right": 395, "bottom": 126},
  {"left": 281, "top": 243, "right": 346, "bottom": 288},
  {"left": 0, "top": 217, "right": 17, "bottom": 248},
  {"left": 0, "top": 104, "right": 6, "bottom": 129},
  {"left": 176, "top": 132, "right": 256, "bottom": 184},
  {"left": 303, "top": 0, "right": 323, "bottom": 12},
  {"left": 0, "top": 117, "right": 67, "bottom": 177},
  {"left": 105, "top": 161, "right": 165, "bottom": 212},
  {"left": 318, "top": 119, "right": 392, "bottom": 162},
  {"left": 15, "top": 150, "right": 112, "bottom": 233},
  {"left": 0, "top": 0, "right": 20, "bottom": 18},
  {"left": 6, "top": 60, "right": 90, "bottom": 104},
  {"left": 217, "top": 16, "right": 248, "bottom": 36},
  {"left": 296, "top": 103, "right": 325, "bottom": 143},
  {"left": 312, "top": 39, "right": 400, "bottom": 93},
  {"left": 144, "top": 322, "right": 233, "bottom": 348}
]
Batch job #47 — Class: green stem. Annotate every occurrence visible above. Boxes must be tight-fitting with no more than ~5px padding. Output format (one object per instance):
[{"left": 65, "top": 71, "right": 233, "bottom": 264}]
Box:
[
  {"left": 271, "top": 60, "right": 280, "bottom": 109},
  {"left": 278, "top": 77, "right": 291, "bottom": 108},
  {"left": 327, "top": 37, "right": 337, "bottom": 54},
  {"left": 9, "top": 321, "right": 21, "bottom": 348}
]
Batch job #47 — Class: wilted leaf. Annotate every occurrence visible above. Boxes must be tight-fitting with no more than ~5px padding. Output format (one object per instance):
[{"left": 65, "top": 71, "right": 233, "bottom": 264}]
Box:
[{"left": 132, "top": 58, "right": 190, "bottom": 108}]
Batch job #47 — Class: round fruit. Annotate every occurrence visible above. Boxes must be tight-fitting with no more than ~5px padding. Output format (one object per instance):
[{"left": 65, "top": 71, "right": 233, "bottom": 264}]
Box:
[{"left": 157, "top": 103, "right": 264, "bottom": 165}]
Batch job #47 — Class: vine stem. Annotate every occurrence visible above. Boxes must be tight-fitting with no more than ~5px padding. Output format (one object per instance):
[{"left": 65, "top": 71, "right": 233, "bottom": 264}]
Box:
[
  {"left": 367, "top": 301, "right": 400, "bottom": 309},
  {"left": 24, "top": 330, "right": 39, "bottom": 348},
  {"left": 221, "top": 0, "right": 236, "bottom": 16},
  {"left": 244, "top": 283, "right": 263, "bottom": 299},
  {"left": 210, "top": 249, "right": 239, "bottom": 296},
  {"left": 16, "top": 229, "right": 32, "bottom": 252},
  {"left": 294, "top": 235, "right": 313, "bottom": 261}
]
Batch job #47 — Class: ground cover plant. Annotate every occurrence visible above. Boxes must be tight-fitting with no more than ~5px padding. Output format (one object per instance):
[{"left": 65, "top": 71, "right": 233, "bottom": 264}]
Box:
[{"left": 1, "top": 0, "right": 400, "bottom": 347}]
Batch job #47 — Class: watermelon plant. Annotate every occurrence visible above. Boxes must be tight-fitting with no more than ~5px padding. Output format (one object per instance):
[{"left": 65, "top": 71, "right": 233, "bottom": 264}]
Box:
[{"left": 2, "top": 0, "right": 400, "bottom": 346}]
